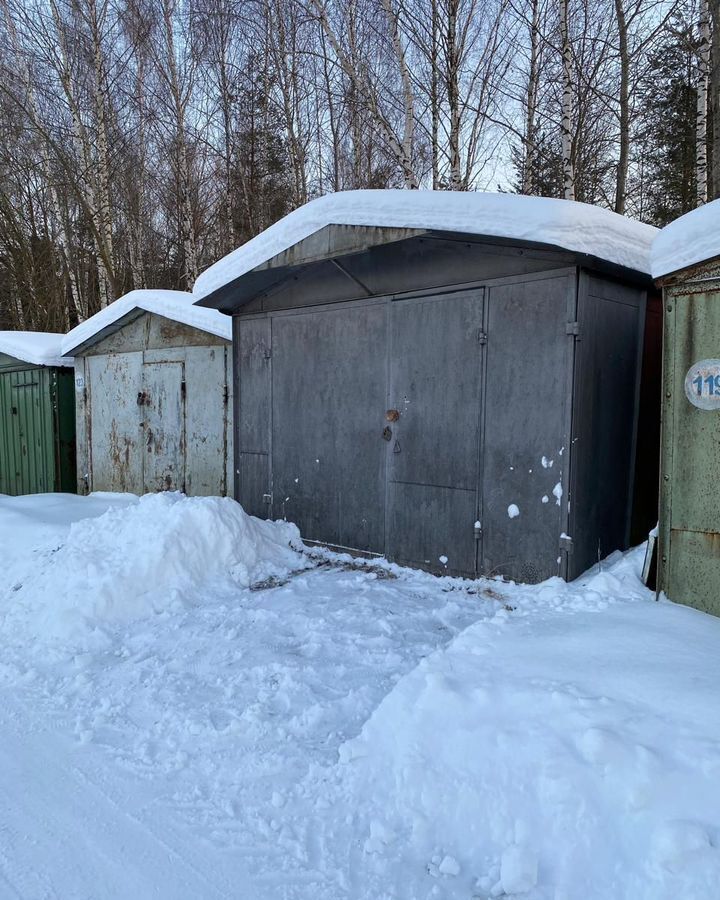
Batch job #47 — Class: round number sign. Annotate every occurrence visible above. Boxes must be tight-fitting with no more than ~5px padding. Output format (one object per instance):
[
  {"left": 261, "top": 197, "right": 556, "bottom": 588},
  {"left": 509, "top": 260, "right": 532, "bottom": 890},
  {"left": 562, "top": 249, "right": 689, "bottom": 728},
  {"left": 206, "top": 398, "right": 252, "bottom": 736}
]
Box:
[{"left": 684, "top": 359, "right": 720, "bottom": 410}]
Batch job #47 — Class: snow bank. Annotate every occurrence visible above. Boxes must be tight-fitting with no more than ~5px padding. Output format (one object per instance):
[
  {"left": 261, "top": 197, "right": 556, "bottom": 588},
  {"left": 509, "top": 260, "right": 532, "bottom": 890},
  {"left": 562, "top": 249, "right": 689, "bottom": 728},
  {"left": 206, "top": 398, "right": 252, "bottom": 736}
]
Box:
[
  {"left": 326, "top": 550, "right": 720, "bottom": 899},
  {"left": 652, "top": 198, "right": 720, "bottom": 279},
  {"left": 9, "top": 493, "right": 304, "bottom": 648},
  {"left": 0, "top": 331, "right": 71, "bottom": 367},
  {"left": 62, "top": 289, "right": 231, "bottom": 356},
  {"left": 193, "top": 190, "right": 657, "bottom": 300}
]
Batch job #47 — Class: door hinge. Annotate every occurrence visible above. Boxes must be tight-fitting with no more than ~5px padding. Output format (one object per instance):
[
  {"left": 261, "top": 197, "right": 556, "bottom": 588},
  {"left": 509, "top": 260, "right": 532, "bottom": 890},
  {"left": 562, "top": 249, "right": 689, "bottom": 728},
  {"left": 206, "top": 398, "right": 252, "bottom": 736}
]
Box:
[
  {"left": 181, "top": 380, "right": 187, "bottom": 398},
  {"left": 223, "top": 384, "right": 229, "bottom": 405},
  {"left": 477, "top": 329, "right": 488, "bottom": 345},
  {"left": 264, "top": 348, "right": 272, "bottom": 360},
  {"left": 559, "top": 534, "right": 574, "bottom": 553},
  {"left": 262, "top": 493, "right": 273, "bottom": 505},
  {"left": 566, "top": 322, "right": 581, "bottom": 337}
]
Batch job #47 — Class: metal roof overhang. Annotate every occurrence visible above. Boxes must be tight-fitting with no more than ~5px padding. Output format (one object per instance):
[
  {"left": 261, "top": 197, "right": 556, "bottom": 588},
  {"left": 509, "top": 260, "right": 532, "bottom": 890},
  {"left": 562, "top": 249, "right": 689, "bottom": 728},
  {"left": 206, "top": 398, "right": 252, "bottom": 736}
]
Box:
[{"left": 195, "top": 229, "right": 654, "bottom": 315}]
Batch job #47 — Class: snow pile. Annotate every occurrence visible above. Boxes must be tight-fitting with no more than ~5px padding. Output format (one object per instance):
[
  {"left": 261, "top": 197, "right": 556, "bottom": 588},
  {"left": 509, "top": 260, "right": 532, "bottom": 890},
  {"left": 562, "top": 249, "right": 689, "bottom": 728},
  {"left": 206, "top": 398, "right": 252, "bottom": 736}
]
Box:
[
  {"left": 62, "top": 289, "right": 231, "bottom": 356},
  {"left": 651, "top": 197, "right": 720, "bottom": 279},
  {"left": 0, "top": 331, "right": 72, "bottom": 367},
  {"left": 320, "top": 550, "right": 720, "bottom": 899},
  {"left": 193, "top": 190, "right": 657, "bottom": 300},
  {"left": 8, "top": 493, "right": 304, "bottom": 648}
]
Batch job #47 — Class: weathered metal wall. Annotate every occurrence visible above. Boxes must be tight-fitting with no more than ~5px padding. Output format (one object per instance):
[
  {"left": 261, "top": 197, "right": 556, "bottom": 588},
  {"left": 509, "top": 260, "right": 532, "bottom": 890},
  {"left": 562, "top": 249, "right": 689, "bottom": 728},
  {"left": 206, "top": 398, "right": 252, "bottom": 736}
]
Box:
[
  {"left": 658, "top": 260, "right": 720, "bottom": 615},
  {"left": 0, "top": 358, "right": 76, "bottom": 495},
  {"left": 568, "top": 274, "right": 647, "bottom": 579},
  {"left": 75, "top": 312, "right": 232, "bottom": 497},
  {"left": 236, "top": 269, "right": 581, "bottom": 580}
]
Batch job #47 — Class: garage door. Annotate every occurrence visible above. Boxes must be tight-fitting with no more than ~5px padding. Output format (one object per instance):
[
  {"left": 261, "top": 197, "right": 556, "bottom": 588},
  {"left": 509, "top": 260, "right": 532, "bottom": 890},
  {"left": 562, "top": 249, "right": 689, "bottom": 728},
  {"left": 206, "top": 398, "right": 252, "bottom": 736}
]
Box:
[{"left": 270, "top": 302, "right": 388, "bottom": 553}]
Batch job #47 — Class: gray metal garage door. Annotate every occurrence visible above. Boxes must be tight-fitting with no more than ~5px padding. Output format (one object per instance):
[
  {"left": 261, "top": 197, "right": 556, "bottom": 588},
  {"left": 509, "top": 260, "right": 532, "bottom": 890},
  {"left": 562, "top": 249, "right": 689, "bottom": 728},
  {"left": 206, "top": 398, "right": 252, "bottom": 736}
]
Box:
[
  {"left": 386, "top": 289, "right": 484, "bottom": 575},
  {"left": 480, "top": 274, "right": 573, "bottom": 582},
  {"left": 237, "top": 276, "right": 572, "bottom": 579},
  {"left": 270, "top": 302, "right": 388, "bottom": 553}
]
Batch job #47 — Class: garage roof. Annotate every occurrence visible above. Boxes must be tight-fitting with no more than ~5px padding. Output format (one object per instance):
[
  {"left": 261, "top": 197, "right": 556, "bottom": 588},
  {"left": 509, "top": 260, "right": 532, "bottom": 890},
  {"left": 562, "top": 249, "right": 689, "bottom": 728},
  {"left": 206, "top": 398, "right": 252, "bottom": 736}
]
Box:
[
  {"left": 0, "top": 332, "right": 71, "bottom": 367},
  {"left": 651, "top": 198, "right": 720, "bottom": 279},
  {"left": 193, "top": 190, "right": 657, "bottom": 302},
  {"left": 62, "top": 289, "right": 232, "bottom": 356}
]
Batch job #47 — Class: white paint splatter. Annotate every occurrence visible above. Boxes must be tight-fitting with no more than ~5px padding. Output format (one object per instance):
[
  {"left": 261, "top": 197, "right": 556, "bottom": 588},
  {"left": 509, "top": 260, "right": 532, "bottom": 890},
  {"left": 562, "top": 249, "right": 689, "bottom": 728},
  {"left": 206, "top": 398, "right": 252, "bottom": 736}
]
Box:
[{"left": 508, "top": 504, "right": 520, "bottom": 519}]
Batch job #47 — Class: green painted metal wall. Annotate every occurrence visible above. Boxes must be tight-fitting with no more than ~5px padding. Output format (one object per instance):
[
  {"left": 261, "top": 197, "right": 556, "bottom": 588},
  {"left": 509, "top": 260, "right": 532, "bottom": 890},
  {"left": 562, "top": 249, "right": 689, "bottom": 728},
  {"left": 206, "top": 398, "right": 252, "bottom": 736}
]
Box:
[
  {"left": 0, "top": 358, "right": 76, "bottom": 496},
  {"left": 658, "top": 261, "right": 720, "bottom": 616}
]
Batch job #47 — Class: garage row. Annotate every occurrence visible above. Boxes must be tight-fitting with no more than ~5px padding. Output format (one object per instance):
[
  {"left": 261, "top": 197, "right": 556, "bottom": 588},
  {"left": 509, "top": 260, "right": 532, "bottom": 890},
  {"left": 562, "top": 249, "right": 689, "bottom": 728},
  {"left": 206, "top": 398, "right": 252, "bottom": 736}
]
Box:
[{"left": 1, "top": 191, "right": 718, "bottom": 609}]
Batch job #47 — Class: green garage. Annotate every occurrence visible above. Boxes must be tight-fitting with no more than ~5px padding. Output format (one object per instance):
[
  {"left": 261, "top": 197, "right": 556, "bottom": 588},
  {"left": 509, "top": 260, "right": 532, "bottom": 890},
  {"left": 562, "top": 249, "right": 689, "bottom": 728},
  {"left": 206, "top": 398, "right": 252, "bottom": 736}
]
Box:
[{"left": 0, "top": 332, "right": 76, "bottom": 496}]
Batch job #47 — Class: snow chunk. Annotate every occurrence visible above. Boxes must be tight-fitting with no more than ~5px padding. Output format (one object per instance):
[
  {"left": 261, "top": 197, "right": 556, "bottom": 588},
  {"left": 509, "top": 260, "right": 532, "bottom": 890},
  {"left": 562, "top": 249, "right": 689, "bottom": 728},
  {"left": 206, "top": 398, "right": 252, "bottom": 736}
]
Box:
[
  {"left": 0, "top": 331, "right": 71, "bottom": 367},
  {"left": 553, "top": 482, "right": 563, "bottom": 506},
  {"left": 11, "top": 493, "right": 304, "bottom": 647},
  {"left": 439, "top": 555, "right": 448, "bottom": 565},
  {"left": 193, "top": 190, "right": 656, "bottom": 300},
  {"left": 501, "top": 845, "right": 538, "bottom": 894},
  {"left": 541, "top": 456, "right": 554, "bottom": 469},
  {"left": 651, "top": 197, "right": 720, "bottom": 278},
  {"left": 62, "top": 289, "right": 231, "bottom": 356},
  {"left": 438, "top": 855, "right": 461, "bottom": 876},
  {"left": 508, "top": 504, "right": 520, "bottom": 519}
]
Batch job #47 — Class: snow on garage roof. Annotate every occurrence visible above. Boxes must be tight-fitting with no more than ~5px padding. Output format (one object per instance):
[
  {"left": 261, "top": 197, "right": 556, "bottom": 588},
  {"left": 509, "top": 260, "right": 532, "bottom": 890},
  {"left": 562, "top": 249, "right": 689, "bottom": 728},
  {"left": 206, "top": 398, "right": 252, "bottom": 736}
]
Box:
[
  {"left": 651, "top": 198, "right": 720, "bottom": 279},
  {"left": 193, "top": 190, "right": 657, "bottom": 301},
  {"left": 62, "top": 289, "right": 232, "bottom": 356},
  {"left": 0, "top": 331, "right": 71, "bottom": 367}
]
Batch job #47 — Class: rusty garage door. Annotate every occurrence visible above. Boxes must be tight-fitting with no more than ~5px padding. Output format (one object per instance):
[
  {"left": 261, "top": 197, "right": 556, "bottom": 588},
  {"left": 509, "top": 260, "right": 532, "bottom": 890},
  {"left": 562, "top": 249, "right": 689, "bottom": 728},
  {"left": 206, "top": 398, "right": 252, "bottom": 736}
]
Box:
[
  {"left": 89, "top": 354, "right": 186, "bottom": 494},
  {"left": 88, "top": 353, "right": 144, "bottom": 493}
]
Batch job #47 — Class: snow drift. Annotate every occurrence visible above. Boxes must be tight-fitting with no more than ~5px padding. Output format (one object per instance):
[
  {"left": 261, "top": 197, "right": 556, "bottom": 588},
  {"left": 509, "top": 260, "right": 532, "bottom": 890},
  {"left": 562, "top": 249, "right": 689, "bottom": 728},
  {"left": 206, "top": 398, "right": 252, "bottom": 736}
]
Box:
[
  {"left": 322, "top": 551, "right": 720, "bottom": 899},
  {"left": 7, "top": 493, "right": 305, "bottom": 648}
]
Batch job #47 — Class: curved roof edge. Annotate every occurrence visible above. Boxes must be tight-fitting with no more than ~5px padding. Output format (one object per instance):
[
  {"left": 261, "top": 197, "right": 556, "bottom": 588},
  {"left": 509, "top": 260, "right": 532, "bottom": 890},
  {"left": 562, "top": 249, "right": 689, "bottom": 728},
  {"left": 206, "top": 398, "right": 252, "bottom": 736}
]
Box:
[
  {"left": 62, "top": 289, "right": 232, "bottom": 356},
  {"left": 193, "top": 190, "right": 657, "bottom": 301},
  {"left": 0, "top": 331, "right": 71, "bottom": 367},
  {"left": 651, "top": 198, "right": 720, "bottom": 280}
]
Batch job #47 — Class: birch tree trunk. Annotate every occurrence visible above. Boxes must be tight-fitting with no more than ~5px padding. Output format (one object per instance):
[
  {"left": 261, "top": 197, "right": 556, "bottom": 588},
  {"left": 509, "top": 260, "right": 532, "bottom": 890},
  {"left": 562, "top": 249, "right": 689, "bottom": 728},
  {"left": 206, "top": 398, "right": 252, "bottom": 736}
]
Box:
[
  {"left": 445, "top": 0, "right": 462, "bottom": 188},
  {"left": 559, "top": 0, "right": 575, "bottom": 200},
  {"left": 522, "top": 0, "right": 541, "bottom": 195},
  {"left": 88, "top": 0, "right": 115, "bottom": 306},
  {"left": 308, "top": 0, "right": 419, "bottom": 188},
  {"left": 159, "top": 0, "right": 198, "bottom": 287},
  {"left": 614, "top": 0, "right": 630, "bottom": 213},
  {"left": 697, "top": 0, "right": 711, "bottom": 206}
]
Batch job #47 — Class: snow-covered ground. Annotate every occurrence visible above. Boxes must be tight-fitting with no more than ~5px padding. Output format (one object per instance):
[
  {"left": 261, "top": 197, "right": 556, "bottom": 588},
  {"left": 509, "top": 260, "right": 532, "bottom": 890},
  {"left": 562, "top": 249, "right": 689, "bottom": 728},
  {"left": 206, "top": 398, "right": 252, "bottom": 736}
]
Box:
[{"left": 1, "top": 492, "right": 719, "bottom": 899}]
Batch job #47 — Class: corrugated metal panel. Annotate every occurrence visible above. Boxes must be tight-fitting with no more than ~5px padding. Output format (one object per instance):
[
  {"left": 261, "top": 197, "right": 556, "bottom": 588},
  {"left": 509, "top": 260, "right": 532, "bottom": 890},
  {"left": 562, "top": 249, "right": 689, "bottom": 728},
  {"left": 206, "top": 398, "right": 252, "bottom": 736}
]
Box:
[{"left": 658, "top": 275, "right": 720, "bottom": 615}]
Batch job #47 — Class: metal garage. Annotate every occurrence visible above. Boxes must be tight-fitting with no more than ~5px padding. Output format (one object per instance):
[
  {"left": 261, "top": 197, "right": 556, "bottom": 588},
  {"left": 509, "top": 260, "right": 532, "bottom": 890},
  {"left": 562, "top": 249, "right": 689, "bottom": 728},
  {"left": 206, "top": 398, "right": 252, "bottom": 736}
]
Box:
[
  {"left": 652, "top": 199, "right": 720, "bottom": 615},
  {"left": 0, "top": 332, "right": 76, "bottom": 496},
  {"left": 62, "top": 290, "right": 233, "bottom": 497},
  {"left": 196, "top": 190, "right": 659, "bottom": 582}
]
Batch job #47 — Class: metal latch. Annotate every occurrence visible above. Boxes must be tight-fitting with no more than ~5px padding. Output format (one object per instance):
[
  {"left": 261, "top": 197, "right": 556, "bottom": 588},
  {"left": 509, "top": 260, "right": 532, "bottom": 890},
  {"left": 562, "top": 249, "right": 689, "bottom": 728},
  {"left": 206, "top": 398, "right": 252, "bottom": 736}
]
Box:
[
  {"left": 559, "top": 534, "right": 574, "bottom": 553},
  {"left": 477, "top": 329, "right": 488, "bottom": 345},
  {"left": 262, "top": 493, "right": 272, "bottom": 504},
  {"left": 566, "top": 322, "right": 581, "bottom": 337}
]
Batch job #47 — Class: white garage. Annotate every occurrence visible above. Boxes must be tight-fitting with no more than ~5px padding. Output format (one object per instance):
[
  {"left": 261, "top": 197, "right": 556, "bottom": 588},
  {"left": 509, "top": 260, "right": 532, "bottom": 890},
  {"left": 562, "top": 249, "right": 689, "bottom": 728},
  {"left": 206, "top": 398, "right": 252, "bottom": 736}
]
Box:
[{"left": 62, "top": 290, "right": 233, "bottom": 497}]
